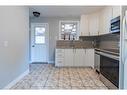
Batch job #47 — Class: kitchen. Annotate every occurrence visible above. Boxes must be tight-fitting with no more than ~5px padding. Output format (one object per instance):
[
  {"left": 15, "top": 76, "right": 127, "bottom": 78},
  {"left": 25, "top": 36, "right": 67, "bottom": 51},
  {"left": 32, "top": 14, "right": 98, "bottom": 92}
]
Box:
[
  {"left": 55, "top": 6, "right": 120, "bottom": 89},
  {"left": 9, "top": 6, "right": 121, "bottom": 89}
]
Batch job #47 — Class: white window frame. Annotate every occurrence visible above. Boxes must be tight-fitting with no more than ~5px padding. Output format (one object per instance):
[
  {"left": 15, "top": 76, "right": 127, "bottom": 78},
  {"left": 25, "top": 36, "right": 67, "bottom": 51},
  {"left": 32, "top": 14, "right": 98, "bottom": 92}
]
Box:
[{"left": 59, "top": 20, "right": 80, "bottom": 40}]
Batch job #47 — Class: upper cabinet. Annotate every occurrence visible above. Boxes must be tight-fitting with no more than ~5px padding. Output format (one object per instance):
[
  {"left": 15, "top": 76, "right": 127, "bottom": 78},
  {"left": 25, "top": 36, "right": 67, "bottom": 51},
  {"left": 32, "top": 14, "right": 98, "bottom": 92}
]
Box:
[
  {"left": 79, "top": 6, "right": 120, "bottom": 36},
  {"left": 80, "top": 15, "right": 89, "bottom": 36},
  {"left": 89, "top": 12, "right": 100, "bottom": 36},
  {"left": 80, "top": 12, "right": 99, "bottom": 36},
  {"left": 112, "top": 6, "right": 120, "bottom": 19},
  {"left": 99, "top": 7, "right": 112, "bottom": 35}
]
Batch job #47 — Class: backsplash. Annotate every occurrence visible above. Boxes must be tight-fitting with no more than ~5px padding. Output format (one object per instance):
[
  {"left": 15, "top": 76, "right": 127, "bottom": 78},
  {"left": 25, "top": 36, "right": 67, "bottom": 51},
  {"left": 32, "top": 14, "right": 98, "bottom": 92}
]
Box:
[
  {"left": 98, "top": 33, "right": 120, "bottom": 49},
  {"left": 56, "top": 40, "right": 93, "bottom": 48},
  {"left": 56, "top": 33, "right": 120, "bottom": 49},
  {"left": 80, "top": 33, "right": 120, "bottom": 50}
]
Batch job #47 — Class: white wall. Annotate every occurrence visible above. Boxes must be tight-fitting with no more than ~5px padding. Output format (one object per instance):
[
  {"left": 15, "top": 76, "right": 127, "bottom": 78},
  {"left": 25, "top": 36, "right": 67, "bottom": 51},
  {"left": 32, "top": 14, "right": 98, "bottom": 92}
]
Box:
[
  {"left": 30, "top": 17, "right": 80, "bottom": 62},
  {"left": 0, "top": 6, "right": 29, "bottom": 89}
]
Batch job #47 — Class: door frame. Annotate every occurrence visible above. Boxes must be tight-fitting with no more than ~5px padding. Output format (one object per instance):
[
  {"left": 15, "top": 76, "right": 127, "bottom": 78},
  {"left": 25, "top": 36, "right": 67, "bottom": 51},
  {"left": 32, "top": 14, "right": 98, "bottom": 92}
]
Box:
[{"left": 30, "top": 23, "right": 49, "bottom": 63}]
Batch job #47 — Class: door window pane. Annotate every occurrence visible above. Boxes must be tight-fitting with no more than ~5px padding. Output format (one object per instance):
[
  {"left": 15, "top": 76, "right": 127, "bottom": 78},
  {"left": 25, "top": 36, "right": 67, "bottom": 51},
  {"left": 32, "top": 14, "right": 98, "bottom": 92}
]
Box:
[
  {"left": 35, "top": 27, "right": 45, "bottom": 36},
  {"left": 34, "top": 27, "right": 46, "bottom": 44},
  {"left": 35, "top": 36, "right": 45, "bottom": 44}
]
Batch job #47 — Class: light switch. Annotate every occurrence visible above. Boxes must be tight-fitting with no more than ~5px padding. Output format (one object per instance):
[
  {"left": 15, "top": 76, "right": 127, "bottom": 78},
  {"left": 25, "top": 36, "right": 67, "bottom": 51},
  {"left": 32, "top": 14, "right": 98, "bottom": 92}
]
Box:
[{"left": 4, "top": 41, "right": 8, "bottom": 47}]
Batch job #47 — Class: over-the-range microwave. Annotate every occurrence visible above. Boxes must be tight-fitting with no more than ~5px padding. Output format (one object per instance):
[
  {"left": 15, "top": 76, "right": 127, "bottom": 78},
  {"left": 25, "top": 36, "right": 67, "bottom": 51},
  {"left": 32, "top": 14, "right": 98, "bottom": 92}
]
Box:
[{"left": 110, "top": 16, "right": 120, "bottom": 33}]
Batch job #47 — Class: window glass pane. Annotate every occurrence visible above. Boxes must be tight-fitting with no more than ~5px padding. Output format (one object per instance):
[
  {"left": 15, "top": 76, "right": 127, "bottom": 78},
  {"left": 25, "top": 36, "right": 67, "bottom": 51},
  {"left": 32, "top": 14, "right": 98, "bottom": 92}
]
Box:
[
  {"left": 62, "top": 25, "right": 64, "bottom": 28},
  {"left": 35, "top": 36, "right": 45, "bottom": 44},
  {"left": 72, "top": 28, "right": 76, "bottom": 32},
  {"left": 64, "top": 24, "right": 73, "bottom": 30},
  {"left": 62, "top": 29, "right": 64, "bottom": 32},
  {"left": 60, "top": 21, "right": 78, "bottom": 40},
  {"left": 35, "top": 27, "right": 45, "bottom": 36}
]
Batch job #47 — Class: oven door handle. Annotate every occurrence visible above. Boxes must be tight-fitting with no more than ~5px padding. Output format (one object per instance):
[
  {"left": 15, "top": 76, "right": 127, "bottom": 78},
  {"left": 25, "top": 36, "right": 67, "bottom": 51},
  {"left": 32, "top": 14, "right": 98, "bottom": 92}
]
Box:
[{"left": 99, "top": 52, "right": 119, "bottom": 61}]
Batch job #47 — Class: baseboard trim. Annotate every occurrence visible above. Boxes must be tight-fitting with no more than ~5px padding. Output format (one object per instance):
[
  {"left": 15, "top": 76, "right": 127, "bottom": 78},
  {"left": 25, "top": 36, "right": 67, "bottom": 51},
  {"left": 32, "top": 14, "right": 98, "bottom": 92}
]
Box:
[{"left": 3, "top": 69, "right": 29, "bottom": 89}]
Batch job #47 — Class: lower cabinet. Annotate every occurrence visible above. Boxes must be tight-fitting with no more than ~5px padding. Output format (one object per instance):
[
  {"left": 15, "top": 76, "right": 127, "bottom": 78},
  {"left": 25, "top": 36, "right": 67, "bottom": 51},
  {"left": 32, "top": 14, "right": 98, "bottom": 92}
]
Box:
[
  {"left": 73, "top": 49, "right": 84, "bottom": 67},
  {"left": 64, "top": 49, "right": 73, "bottom": 66},
  {"left": 55, "top": 48, "right": 94, "bottom": 68}
]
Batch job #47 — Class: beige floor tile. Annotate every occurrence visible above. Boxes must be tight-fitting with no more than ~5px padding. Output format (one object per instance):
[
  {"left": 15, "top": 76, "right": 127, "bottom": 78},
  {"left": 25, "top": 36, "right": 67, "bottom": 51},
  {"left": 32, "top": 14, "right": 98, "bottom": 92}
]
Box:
[
  {"left": 43, "top": 86, "right": 59, "bottom": 89},
  {"left": 58, "top": 86, "right": 72, "bottom": 89},
  {"left": 11, "top": 64, "right": 107, "bottom": 90},
  {"left": 71, "top": 86, "right": 85, "bottom": 89},
  {"left": 82, "top": 80, "right": 96, "bottom": 86}
]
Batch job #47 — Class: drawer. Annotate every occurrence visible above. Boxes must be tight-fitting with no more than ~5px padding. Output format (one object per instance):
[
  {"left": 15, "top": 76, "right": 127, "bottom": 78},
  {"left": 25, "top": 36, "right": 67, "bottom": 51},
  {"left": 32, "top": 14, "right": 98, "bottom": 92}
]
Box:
[
  {"left": 56, "top": 53, "right": 64, "bottom": 58},
  {"left": 56, "top": 49, "right": 64, "bottom": 53},
  {"left": 56, "top": 60, "right": 64, "bottom": 64},
  {"left": 56, "top": 57, "right": 64, "bottom": 61}
]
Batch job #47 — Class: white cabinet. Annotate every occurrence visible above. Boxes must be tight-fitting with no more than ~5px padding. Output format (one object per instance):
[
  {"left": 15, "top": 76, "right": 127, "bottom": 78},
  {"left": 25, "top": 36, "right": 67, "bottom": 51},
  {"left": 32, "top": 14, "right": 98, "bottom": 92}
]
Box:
[
  {"left": 80, "top": 6, "right": 120, "bottom": 36},
  {"left": 89, "top": 13, "right": 100, "bottom": 36},
  {"left": 64, "top": 49, "right": 73, "bottom": 66},
  {"left": 55, "top": 48, "right": 94, "bottom": 68},
  {"left": 99, "top": 7, "right": 112, "bottom": 35},
  {"left": 80, "top": 13, "right": 99, "bottom": 36},
  {"left": 80, "top": 15, "right": 89, "bottom": 36},
  {"left": 85, "top": 49, "right": 94, "bottom": 68},
  {"left": 112, "top": 6, "right": 120, "bottom": 19},
  {"left": 73, "top": 49, "right": 84, "bottom": 66}
]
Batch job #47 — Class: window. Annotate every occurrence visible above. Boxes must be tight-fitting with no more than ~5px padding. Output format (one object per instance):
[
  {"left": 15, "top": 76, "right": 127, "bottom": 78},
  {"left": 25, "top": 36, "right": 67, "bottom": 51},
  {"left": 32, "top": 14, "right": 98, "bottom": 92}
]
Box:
[
  {"left": 35, "top": 27, "right": 45, "bottom": 44},
  {"left": 60, "top": 21, "right": 79, "bottom": 40}
]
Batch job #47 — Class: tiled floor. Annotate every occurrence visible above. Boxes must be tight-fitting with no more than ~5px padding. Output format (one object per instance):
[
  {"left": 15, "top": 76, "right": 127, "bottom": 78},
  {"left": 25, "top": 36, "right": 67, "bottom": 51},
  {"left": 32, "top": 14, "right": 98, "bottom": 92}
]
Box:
[{"left": 10, "top": 64, "right": 108, "bottom": 90}]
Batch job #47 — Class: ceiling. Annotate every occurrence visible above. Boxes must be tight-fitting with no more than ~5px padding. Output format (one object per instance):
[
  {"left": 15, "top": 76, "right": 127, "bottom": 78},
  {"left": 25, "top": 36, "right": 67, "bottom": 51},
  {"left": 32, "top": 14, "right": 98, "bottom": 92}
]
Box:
[{"left": 29, "top": 6, "right": 105, "bottom": 18}]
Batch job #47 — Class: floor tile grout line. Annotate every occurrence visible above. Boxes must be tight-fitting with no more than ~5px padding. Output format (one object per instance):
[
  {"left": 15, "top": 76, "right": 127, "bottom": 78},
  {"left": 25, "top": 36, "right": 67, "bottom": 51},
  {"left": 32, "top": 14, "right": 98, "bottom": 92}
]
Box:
[
  {"left": 76, "top": 68, "right": 86, "bottom": 88},
  {"left": 43, "top": 66, "right": 54, "bottom": 88},
  {"left": 30, "top": 64, "right": 47, "bottom": 88},
  {"left": 67, "top": 68, "right": 72, "bottom": 89}
]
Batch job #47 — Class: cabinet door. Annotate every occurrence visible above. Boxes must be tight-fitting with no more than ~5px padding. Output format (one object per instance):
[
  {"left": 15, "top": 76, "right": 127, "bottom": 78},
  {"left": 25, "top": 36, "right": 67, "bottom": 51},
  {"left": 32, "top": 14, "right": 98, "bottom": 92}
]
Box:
[
  {"left": 80, "top": 15, "right": 89, "bottom": 36},
  {"left": 85, "top": 49, "right": 94, "bottom": 68},
  {"left": 112, "top": 6, "right": 120, "bottom": 19},
  {"left": 89, "top": 12, "right": 99, "bottom": 36},
  {"left": 99, "top": 7, "right": 112, "bottom": 35},
  {"left": 73, "top": 49, "right": 84, "bottom": 67},
  {"left": 64, "top": 49, "right": 73, "bottom": 67}
]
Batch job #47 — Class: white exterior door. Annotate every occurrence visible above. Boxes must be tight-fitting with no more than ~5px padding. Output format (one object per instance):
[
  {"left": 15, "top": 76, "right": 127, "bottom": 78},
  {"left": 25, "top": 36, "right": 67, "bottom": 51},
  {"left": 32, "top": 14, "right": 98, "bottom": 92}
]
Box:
[{"left": 31, "top": 23, "right": 49, "bottom": 63}]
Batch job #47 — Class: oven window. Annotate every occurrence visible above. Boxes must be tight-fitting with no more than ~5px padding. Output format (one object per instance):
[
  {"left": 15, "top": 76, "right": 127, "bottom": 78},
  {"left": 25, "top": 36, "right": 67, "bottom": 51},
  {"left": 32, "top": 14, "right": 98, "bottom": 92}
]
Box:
[{"left": 100, "top": 56, "right": 119, "bottom": 87}]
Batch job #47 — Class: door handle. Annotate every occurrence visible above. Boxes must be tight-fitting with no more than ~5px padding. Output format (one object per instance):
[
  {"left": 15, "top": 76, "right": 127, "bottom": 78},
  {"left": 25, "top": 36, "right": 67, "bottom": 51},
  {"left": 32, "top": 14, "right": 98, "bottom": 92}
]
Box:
[{"left": 32, "top": 45, "right": 35, "bottom": 47}]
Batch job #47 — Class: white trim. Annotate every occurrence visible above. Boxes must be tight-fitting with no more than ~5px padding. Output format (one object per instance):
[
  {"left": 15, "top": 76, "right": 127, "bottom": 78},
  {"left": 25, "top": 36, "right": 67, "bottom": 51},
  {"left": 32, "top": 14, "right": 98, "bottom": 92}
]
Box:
[
  {"left": 3, "top": 69, "right": 29, "bottom": 89},
  {"left": 48, "top": 61, "right": 55, "bottom": 64}
]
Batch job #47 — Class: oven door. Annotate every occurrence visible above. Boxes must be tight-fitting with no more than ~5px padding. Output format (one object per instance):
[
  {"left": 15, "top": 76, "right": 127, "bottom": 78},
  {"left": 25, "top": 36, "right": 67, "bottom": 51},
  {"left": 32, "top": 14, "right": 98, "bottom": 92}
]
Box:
[{"left": 100, "top": 55, "right": 119, "bottom": 88}]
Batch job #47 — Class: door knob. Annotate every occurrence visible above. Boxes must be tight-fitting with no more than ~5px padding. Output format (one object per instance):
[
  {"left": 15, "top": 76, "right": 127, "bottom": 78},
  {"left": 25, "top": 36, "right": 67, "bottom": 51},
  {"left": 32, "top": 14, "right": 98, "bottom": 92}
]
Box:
[{"left": 32, "top": 45, "right": 35, "bottom": 47}]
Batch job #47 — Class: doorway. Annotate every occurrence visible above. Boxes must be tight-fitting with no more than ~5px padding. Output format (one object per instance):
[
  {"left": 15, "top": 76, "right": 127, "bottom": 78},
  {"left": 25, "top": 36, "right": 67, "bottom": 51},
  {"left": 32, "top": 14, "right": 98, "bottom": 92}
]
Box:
[{"left": 31, "top": 23, "right": 49, "bottom": 63}]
